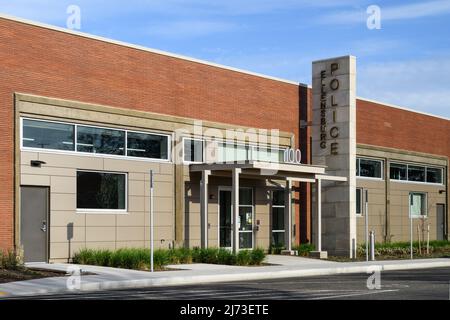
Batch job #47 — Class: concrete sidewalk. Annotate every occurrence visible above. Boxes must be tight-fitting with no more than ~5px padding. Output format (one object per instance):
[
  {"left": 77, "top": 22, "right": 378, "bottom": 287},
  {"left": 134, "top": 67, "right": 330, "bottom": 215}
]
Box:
[{"left": 1, "top": 255, "right": 450, "bottom": 298}]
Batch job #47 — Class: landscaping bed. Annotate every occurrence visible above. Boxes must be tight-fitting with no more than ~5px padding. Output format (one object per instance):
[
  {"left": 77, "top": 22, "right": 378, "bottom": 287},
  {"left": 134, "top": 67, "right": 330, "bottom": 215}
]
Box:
[
  {"left": 327, "top": 240, "right": 450, "bottom": 262},
  {"left": 72, "top": 247, "right": 266, "bottom": 271},
  {"left": 1, "top": 250, "right": 65, "bottom": 284}
]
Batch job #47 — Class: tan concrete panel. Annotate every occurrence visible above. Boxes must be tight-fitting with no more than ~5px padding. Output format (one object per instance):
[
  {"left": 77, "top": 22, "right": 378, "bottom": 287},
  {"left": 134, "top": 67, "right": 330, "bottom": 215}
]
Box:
[
  {"left": 21, "top": 164, "right": 76, "bottom": 177},
  {"left": 21, "top": 174, "right": 50, "bottom": 186},
  {"left": 153, "top": 197, "right": 174, "bottom": 213},
  {"left": 51, "top": 176, "right": 76, "bottom": 194},
  {"left": 85, "top": 214, "right": 117, "bottom": 227},
  {"left": 38, "top": 153, "right": 104, "bottom": 170},
  {"left": 103, "top": 158, "right": 159, "bottom": 173},
  {"left": 144, "top": 212, "right": 174, "bottom": 227},
  {"left": 51, "top": 226, "right": 85, "bottom": 242},
  {"left": 117, "top": 212, "right": 145, "bottom": 227},
  {"left": 144, "top": 226, "right": 173, "bottom": 240},
  {"left": 116, "top": 241, "right": 146, "bottom": 249},
  {"left": 128, "top": 179, "right": 146, "bottom": 196},
  {"left": 50, "top": 210, "right": 86, "bottom": 227},
  {"left": 86, "top": 227, "right": 116, "bottom": 242},
  {"left": 50, "top": 241, "right": 86, "bottom": 260},
  {"left": 117, "top": 227, "right": 145, "bottom": 241},
  {"left": 153, "top": 182, "right": 174, "bottom": 197},
  {"left": 128, "top": 196, "right": 145, "bottom": 212},
  {"left": 160, "top": 164, "right": 174, "bottom": 175},
  {"left": 51, "top": 193, "right": 76, "bottom": 211},
  {"left": 20, "top": 151, "right": 39, "bottom": 165},
  {"left": 84, "top": 241, "right": 117, "bottom": 251}
]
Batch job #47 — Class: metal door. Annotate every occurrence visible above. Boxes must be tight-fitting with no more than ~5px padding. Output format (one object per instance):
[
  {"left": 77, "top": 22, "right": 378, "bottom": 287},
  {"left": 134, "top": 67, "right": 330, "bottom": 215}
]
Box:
[
  {"left": 20, "top": 186, "right": 49, "bottom": 262},
  {"left": 436, "top": 204, "right": 445, "bottom": 241}
]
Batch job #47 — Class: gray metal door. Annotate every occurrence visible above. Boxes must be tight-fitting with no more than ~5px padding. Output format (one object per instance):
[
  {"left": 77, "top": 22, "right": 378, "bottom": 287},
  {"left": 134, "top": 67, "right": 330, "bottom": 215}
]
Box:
[
  {"left": 20, "top": 186, "right": 49, "bottom": 262},
  {"left": 436, "top": 204, "right": 445, "bottom": 241}
]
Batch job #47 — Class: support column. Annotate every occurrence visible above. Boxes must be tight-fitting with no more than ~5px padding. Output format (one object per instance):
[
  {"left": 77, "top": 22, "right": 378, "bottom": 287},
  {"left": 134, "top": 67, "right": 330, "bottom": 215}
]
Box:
[
  {"left": 284, "top": 179, "right": 292, "bottom": 252},
  {"left": 316, "top": 178, "right": 322, "bottom": 252},
  {"left": 310, "top": 177, "right": 327, "bottom": 259},
  {"left": 232, "top": 168, "right": 241, "bottom": 254},
  {"left": 200, "top": 170, "right": 210, "bottom": 248}
]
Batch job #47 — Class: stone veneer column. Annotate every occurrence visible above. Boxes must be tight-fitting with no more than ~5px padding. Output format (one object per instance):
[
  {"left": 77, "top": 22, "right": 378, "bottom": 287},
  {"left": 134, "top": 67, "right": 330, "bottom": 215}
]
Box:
[{"left": 311, "top": 56, "right": 357, "bottom": 257}]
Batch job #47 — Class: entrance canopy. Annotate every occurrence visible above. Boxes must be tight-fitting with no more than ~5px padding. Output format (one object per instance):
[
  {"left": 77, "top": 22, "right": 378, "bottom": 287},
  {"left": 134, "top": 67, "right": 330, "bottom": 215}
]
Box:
[{"left": 190, "top": 161, "right": 347, "bottom": 254}]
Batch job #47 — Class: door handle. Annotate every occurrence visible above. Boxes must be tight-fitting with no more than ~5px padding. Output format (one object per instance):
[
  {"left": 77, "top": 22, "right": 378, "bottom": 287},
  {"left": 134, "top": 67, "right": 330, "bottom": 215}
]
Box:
[{"left": 41, "top": 220, "right": 47, "bottom": 232}]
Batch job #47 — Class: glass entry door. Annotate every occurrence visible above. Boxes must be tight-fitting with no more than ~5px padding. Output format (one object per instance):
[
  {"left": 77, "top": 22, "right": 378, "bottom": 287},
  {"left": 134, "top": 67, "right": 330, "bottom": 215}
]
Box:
[
  {"left": 219, "top": 189, "right": 232, "bottom": 248},
  {"left": 218, "top": 187, "right": 254, "bottom": 249}
]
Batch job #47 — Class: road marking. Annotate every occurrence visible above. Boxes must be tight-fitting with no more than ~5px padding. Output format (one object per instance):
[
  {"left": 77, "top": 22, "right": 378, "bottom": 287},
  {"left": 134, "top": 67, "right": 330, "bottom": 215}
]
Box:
[{"left": 307, "top": 289, "right": 399, "bottom": 300}]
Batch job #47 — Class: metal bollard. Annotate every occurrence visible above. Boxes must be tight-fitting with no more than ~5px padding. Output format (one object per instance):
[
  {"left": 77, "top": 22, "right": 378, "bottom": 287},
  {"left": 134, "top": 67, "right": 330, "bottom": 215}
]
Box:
[{"left": 369, "top": 230, "right": 375, "bottom": 261}]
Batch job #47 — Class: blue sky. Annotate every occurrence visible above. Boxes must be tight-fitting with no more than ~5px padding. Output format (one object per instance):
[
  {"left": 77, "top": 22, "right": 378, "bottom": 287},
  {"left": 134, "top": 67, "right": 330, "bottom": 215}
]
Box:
[{"left": 1, "top": 0, "right": 450, "bottom": 118}]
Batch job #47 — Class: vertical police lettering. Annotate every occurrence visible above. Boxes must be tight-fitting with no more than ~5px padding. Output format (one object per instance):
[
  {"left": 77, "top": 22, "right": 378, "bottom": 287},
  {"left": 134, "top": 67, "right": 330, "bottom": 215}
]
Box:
[{"left": 319, "top": 62, "right": 340, "bottom": 155}]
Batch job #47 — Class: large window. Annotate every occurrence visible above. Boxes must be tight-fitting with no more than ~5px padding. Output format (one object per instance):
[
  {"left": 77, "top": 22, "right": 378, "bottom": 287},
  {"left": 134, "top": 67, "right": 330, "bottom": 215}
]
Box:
[
  {"left": 77, "top": 126, "right": 125, "bottom": 155},
  {"left": 271, "top": 190, "right": 285, "bottom": 247},
  {"left": 390, "top": 163, "right": 407, "bottom": 181},
  {"left": 390, "top": 162, "right": 444, "bottom": 184},
  {"left": 183, "top": 138, "right": 204, "bottom": 163},
  {"left": 22, "top": 119, "right": 75, "bottom": 151},
  {"left": 409, "top": 192, "right": 427, "bottom": 217},
  {"left": 77, "top": 171, "right": 127, "bottom": 211},
  {"left": 21, "top": 118, "right": 170, "bottom": 161},
  {"left": 218, "top": 143, "right": 250, "bottom": 163},
  {"left": 356, "top": 158, "right": 383, "bottom": 179},
  {"left": 127, "top": 131, "right": 168, "bottom": 159}
]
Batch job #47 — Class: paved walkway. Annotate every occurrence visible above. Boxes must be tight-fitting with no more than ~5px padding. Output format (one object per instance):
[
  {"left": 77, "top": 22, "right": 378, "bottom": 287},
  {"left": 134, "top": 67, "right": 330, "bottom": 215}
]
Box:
[{"left": 1, "top": 255, "right": 449, "bottom": 298}]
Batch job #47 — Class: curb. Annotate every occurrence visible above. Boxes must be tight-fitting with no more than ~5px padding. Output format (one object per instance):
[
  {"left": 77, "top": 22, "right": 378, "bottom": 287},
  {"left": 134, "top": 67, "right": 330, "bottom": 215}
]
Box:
[{"left": 3, "top": 259, "right": 450, "bottom": 298}]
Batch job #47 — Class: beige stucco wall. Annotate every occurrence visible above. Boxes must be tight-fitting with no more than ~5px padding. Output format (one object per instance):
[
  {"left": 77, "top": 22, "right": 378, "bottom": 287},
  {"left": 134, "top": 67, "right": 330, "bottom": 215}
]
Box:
[{"left": 356, "top": 145, "right": 448, "bottom": 244}]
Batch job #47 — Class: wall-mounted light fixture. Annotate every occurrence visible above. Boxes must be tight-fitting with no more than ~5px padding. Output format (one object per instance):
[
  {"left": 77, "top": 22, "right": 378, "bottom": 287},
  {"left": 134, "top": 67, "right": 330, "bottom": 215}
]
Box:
[{"left": 30, "top": 160, "right": 46, "bottom": 168}]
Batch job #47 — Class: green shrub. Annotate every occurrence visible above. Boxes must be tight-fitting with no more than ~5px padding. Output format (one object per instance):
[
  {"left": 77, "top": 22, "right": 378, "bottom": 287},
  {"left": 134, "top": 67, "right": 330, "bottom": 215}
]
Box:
[
  {"left": 0, "top": 250, "right": 23, "bottom": 270},
  {"left": 217, "top": 248, "right": 235, "bottom": 265},
  {"left": 293, "top": 243, "right": 315, "bottom": 257},
  {"left": 72, "top": 247, "right": 266, "bottom": 270},
  {"left": 236, "top": 250, "right": 251, "bottom": 266},
  {"left": 250, "top": 248, "right": 266, "bottom": 265},
  {"left": 268, "top": 244, "right": 285, "bottom": 254}
]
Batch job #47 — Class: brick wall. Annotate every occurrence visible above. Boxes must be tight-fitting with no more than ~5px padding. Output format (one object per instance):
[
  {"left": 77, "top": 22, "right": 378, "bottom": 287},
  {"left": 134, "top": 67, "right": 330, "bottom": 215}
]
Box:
[{"left": 356, "top": 99, "right": 450, "bottom": 158}]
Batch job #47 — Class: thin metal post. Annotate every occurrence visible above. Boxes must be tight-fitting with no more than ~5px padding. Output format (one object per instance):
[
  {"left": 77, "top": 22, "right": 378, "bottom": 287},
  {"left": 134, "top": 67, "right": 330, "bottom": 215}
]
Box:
[
  {"left": 410, "top": 194, "right": 413, "bottom": 260},
  {"left": 365, "top": 190, "right": 369, "bottom": 262},
  {"left": 370, "top": 230, "right": 375, "bottom": 261},
  {"left": 150, "top": 170, "right": 154, "bottom": 272}
]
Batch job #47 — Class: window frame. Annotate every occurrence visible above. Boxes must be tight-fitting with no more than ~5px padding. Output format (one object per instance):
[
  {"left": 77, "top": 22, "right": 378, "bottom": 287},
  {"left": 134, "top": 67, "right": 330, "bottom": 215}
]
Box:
[
  {"left": 390, "top": 161, "right": 444, "bottom": 186},
  {"left": 271, "top": 190, "right": 286, "bottom": 246},
  {"left": 356, "top": 187, "right": 364, "bottom": 217},
  {"left": 20, "top": 117, "right": 171, "bottom": 163},
  {"left": 356, "top": 157, "right": 384, "bottom": 180},
  {"left": 76, "top": 170, "right": 128, "bottom": 214},
  {"left": 409, "top": 192, "right": 428, "bottom": 218},
  {"left": 182, "top": 137, "right": 205, "bottom": 164}
]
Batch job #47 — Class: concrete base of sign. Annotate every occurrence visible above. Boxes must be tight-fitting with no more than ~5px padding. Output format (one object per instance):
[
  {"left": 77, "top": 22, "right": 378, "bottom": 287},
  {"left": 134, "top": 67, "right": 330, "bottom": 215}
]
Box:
[
  {"left": 309, "top": 251, "right": 328, "bottom": 259},
  {"left": 281, "top": 250, "right": 297, "bottom": 256}
]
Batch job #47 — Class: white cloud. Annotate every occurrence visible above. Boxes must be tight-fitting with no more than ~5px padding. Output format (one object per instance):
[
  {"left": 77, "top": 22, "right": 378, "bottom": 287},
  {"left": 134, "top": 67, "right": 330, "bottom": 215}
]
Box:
[
  {"left": 358, "top": 57, "right": 450, "bottom": 118},
  {"left": 320, "top": 0, "right": 450, "bottom": 24},
  {"left": 145, "top": 20, "right": 237, "bottom": 38}
]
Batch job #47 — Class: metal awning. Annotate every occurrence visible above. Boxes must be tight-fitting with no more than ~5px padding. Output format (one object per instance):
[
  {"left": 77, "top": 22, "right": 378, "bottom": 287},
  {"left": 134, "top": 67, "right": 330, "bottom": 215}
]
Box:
[{"left": 190, "top": 160, "right": 347, "bottom": 254}]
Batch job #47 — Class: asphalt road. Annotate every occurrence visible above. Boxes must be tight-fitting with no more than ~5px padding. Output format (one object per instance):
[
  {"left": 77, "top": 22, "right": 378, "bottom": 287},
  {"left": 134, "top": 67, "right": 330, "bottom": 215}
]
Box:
[{"left": 5, "top": 267, "right": 450, "bottom": 300}]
